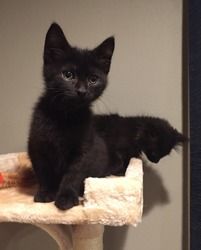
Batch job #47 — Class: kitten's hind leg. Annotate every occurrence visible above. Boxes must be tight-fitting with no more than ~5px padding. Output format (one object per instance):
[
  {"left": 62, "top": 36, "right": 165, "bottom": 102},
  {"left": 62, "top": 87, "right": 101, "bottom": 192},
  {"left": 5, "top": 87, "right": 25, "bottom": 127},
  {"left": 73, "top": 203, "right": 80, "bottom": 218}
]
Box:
[{"left": 34, "top": 186, "right": 57, "bottom": 203}]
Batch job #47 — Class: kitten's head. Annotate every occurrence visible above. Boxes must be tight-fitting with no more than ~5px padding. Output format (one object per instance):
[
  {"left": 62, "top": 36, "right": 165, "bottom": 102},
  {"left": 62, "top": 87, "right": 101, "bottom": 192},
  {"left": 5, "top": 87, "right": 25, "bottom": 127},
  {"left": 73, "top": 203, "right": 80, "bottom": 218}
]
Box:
[
  {"left": 43, "top": 23, "right": 114, "bottom": 106},
  {"left": 139, "top": 117, "right": 186, "bottom": 163}
]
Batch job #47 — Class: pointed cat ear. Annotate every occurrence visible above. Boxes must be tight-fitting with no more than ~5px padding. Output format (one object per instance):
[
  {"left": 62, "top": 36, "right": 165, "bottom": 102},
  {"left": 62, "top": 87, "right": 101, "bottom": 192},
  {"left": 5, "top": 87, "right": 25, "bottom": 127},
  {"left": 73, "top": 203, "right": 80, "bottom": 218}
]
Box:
[
  {"left": 44, "top": 23, "right": 70, "bottom": 63},
  {"left": 94, "top": 36, "right": 115, "bottom": 74}
]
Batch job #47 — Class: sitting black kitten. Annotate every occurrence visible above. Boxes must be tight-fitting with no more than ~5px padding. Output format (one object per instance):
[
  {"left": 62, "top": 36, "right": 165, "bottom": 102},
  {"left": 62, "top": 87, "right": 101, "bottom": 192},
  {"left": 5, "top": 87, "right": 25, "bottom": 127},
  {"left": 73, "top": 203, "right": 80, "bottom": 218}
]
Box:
[
  {"left": 28, "top": 23, "right": 185, "bottom": 210},
  {"left": 94, "top": 114, "right": 185, "bottom": 175},
  {"left": 28, "top": 23, "right": 115, "bottom": 210}
]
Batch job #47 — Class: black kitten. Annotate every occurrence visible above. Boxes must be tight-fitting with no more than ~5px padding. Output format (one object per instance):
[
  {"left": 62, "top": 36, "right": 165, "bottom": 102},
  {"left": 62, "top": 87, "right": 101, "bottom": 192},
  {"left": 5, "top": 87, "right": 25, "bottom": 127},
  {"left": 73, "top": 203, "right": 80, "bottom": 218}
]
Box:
[
  {"left": 95, "top": 114, "right": 185, "bottom": 175},
  {"left": 28, "top": 23, "right": 185, "bottom": 210},
  {"left": 28, "top": 23, "right": 114, "bottom": 210}
]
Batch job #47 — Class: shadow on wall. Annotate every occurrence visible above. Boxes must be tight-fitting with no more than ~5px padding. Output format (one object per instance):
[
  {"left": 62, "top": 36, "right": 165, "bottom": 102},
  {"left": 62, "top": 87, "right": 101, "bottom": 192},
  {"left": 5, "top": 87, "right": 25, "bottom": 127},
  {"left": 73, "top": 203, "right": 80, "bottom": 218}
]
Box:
[
  {"left": 104, "top": 165, "right": 170, "bottom": 250},
  {"left": 0, "top": 223, "right": 57, "bottom": 250},
  {"left": 143, "top": 164, "right": 170, "bottom": 215}
]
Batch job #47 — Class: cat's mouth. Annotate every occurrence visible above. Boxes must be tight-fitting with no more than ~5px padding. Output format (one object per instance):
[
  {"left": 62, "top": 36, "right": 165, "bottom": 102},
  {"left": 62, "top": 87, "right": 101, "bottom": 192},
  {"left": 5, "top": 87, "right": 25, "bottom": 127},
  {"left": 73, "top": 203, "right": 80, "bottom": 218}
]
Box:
[
  {"left": 62, "top": 91, "right": 91, "bottom": 103},
  {"left": 66, "top": 94, "right": 93, "bottom": 108}
]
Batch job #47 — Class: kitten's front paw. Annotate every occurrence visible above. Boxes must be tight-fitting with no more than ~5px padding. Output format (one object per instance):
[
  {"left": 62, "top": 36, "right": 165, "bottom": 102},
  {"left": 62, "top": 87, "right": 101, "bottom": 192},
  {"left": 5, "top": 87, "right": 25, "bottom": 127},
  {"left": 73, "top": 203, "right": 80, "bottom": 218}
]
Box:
[
  {"left": 34, "top": 189, "right": 56, "bottom": 203},
  {"left": 55, "top": 190, "right": 79, "bottom": 210}
]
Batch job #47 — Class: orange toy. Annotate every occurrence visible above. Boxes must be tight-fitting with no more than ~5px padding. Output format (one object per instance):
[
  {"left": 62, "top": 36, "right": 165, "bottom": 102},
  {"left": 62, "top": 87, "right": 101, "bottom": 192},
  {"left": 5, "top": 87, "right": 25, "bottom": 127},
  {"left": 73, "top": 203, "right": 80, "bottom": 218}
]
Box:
[{"left": 0, "top": 152, "right": 35, "bottom": 188}]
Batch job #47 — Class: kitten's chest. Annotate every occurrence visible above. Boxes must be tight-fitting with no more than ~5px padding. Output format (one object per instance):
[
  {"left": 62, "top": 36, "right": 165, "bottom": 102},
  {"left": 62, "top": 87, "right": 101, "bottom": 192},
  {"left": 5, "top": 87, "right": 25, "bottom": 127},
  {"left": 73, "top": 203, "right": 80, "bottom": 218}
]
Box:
[
  {"left": 51, "top": 114, "right": 93, "bottom": 152},
  {"left": 34, "top": 102, "right": 93, "bottom": 154}
]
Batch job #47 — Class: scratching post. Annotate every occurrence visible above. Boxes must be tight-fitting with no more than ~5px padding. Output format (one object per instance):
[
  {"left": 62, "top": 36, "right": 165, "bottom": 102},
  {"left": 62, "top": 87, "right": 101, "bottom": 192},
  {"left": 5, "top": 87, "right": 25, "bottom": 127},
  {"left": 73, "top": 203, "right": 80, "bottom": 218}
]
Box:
[
  {"left": 36, "top": 224, "right": 73, "bottom": 250},
  {"left": 0, "top": 153, "right": 143, "bottom": 250},
  {"left": 72, "top": 225, "right": 104, "bottom": 250}
]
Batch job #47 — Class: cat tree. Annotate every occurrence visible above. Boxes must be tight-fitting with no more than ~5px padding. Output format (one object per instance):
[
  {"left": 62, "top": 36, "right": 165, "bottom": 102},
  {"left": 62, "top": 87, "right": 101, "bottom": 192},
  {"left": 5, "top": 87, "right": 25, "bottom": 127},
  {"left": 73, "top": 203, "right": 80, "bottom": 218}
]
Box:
[{"left": 0, "top": 153, "right": 143, "bottom": 250}]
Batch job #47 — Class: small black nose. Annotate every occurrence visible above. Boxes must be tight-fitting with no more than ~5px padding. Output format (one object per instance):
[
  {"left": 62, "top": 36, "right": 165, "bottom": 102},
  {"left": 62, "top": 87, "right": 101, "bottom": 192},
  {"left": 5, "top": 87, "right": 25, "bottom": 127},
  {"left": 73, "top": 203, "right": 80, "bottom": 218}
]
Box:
[{"left": 77, "top": 88, "right": 86, "bottom": 97}]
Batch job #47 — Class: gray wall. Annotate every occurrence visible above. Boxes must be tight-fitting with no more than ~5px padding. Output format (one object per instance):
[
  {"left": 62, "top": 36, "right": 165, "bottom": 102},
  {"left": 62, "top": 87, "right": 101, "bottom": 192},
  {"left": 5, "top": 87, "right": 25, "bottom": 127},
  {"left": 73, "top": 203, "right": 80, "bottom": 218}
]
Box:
[{"left": 0, "top": 0, "right": 183, "bottom": 249}]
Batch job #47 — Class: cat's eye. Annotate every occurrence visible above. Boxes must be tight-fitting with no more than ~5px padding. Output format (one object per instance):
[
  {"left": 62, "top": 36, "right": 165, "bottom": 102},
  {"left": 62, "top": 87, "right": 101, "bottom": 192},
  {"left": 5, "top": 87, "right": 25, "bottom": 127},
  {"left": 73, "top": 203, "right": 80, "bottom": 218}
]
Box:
[
  {"left": 88, "top": 75, "right": 98, "bottom": 85},
  {"left": 62, "top": 71, "right": 74, "bottom": 80}
]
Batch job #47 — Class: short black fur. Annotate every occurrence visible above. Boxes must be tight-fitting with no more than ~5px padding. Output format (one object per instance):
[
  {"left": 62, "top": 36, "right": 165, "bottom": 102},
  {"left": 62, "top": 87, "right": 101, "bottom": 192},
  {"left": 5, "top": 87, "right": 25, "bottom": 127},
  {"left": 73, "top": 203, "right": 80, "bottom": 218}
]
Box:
[
  {"left": 28, "top": 23, "right": 115, "bottom": 210},
  {"left": 28, "top": 23, "right": 185, "bottom": 210},
  {"left": 95, "top": 114, "right": 186, "bottom": 175}
]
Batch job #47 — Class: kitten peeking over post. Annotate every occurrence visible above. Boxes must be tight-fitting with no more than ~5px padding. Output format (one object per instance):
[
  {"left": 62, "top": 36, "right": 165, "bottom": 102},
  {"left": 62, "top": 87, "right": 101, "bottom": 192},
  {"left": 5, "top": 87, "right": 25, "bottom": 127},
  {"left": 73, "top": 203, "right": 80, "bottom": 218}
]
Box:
[{"left": 28, "top": 23, "right": 185, "bottom": 210}]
